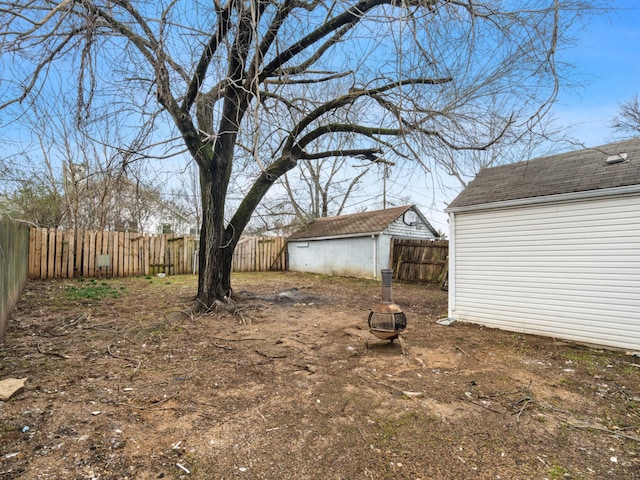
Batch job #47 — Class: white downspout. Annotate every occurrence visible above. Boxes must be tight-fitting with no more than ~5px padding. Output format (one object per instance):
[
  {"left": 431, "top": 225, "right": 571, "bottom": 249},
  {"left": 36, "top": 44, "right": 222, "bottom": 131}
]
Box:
[
  {"left": 372, "top": 234, "right": 378, "bottom": 279},
  {"left": 448, "top": 212, "right": 456, "bottom": 318}
]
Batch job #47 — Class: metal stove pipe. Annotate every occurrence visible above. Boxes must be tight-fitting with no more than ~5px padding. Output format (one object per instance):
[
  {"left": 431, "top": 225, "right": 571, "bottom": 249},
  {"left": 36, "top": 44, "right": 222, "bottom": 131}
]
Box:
[{"left": 381, "top": 268, "right": 393, "bottom": 303}]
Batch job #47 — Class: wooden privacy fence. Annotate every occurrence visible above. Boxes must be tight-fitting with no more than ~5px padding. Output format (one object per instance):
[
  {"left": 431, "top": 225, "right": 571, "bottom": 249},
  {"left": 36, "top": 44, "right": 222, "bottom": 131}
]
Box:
[
  {"left": 232, "top": 236, "right": 287, "bottom": 272},
  {"left": 29, "top": 228, "right": 198, "bottom": 279},
  {"left": 1, "top": 216, "right": 29, "bottom": 339},
  {"left": 28, "top": 228, "right": 287, "bottom": 279},
  {"left": 391, "top": 238, "right": 448, "bottom": 287}
]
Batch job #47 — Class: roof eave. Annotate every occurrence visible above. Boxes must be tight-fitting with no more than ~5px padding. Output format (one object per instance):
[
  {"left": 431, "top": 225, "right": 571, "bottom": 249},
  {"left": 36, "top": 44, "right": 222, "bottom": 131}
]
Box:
[
  {"left": 446, "top": 184, "right": 640, "bottom": 214},
  {"left": 288, "top": 231, "right": 384, "bottom": 242}
]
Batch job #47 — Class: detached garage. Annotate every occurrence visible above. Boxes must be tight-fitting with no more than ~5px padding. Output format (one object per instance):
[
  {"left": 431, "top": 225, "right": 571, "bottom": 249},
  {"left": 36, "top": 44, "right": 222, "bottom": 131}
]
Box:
[
  {"left": 446, "top": 138, "right": 640, "bottom": 350},
  {"left": 288, "top": 205, "right": 439, "bottom": 280}
]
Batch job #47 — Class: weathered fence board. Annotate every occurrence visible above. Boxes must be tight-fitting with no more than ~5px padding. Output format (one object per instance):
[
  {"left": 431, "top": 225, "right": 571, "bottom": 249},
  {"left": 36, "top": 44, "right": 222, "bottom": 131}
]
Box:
[
  {"left": 28, "top": 228, "right": 198, "bottom": 279},
  {"left": 1, "top": 216, "right": 30, "bottom": 339},
  {"left": 232, "top": 236, "right": 287, "bottom": 272},
  {"left": 391, "top": 239, "right": 448, "bottom": 287},
  {"left": 28, "top": 228, "right": 287, "bottom": 279}
]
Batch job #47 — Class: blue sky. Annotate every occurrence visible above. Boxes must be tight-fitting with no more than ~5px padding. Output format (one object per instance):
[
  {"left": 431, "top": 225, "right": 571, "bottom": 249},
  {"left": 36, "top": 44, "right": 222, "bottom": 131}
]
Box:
[
  {"left": 416, "top": 1, "right": 640, "bottom": 233},
  {"left": 552, "top": 0, "right": 640, "bottom": 147}
]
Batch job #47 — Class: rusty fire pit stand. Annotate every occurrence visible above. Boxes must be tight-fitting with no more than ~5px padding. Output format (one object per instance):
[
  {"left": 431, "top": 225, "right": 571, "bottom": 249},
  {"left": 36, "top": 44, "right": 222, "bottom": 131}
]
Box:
[{"left": 366, "top": 269, "right": 408, "bottom": 355}]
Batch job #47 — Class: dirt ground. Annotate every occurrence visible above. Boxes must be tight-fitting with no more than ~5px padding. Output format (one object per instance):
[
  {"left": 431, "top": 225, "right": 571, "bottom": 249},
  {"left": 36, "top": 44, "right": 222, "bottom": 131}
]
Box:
[{"left": 1, "top": 272, "right": 639, "bottom": 480}]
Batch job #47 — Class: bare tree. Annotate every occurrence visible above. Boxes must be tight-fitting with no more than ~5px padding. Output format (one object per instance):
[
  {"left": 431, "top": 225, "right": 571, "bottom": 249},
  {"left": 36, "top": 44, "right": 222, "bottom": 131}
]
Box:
[
  {"left": 283, "top": 156, "right": 380, "bottom": 218},
  {"left": 612, "top": 94, "right": 640, "bottom": 136},
  {"left": 0, "top": 89, "right": 174, "bottom": 231},
  {"left": 0, "top": 0, "right": 600, "bottom": 308},
  {"left": 172, "top": 160, "right": 203, "bottom": 234}
]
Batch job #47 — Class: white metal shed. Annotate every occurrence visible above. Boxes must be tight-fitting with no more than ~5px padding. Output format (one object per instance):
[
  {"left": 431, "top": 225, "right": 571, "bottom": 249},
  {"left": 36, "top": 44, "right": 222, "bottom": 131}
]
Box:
[
  {"left": 288, "top": 205, "right": 439, "bottom": 280},
  {"left": 446, "top": 138, "right": 640, "bottom": 350}
]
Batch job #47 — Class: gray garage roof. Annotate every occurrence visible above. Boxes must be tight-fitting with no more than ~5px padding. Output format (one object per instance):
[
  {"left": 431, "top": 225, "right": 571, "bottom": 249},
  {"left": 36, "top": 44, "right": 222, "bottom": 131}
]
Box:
[
  {"left": 288, "top": 205, "right": 438, "bottom": 240},
  {"left": 448, "top": 137, "right": 640, "bottom": 210}
]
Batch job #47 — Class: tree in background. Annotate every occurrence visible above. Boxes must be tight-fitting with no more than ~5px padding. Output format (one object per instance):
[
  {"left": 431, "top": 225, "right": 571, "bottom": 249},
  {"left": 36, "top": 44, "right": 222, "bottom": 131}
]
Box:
[
  {"left": 3, "top": 160, "right": 187, "bottom": 232},
  {"left": 7, "top": 179, "right": 65, "bottom": 228},
  {"left": 283, "top": 157, "right": 379, "bottom": 219},
  {"left": 612, "top": 94, "right": 640, "bottom": 136},
  {"left": 0, "top": 89, "right": 194, "bottom": 231},
  {"left": 172, "top": 160, "right": 203, "bottom": 235},
  {"left": 1, "top": 0, "right": 600, "bottom": 309}
]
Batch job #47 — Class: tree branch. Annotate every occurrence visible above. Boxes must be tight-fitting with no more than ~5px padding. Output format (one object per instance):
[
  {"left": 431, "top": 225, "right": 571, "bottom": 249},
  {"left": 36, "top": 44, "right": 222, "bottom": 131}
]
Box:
[
  {"left": 81, "top": 3, "right": 156, "bottom": 66},
  {"left": 246, "top": 0, "right": 296, "bottom": 81},
  {"left": 271, "top": 24, "right": 352, "bottom": 78},
  {"left": 296, "top": 124, "right": 401, "bottom": 151},
  {"left": 260, "top": 0, "right": 390, "bottom": 80},
  {"left": 264, "top": 70, "right": 351, "bottom": 85},
  {"left": 227, "top": 152, "right": 299, "bottom": 244},
  {"left": 284, "top": 76, "right": 451, "bottom": 149},
  {"left": 181, "top": 4, "right": 234, "bottom": 112},
  {"left": 300, "top": 148, "right": 392, "bottom": 163},
  {"left": 0, "top": 28, "right": 80, "bottom": 110},
  {"left": 14, "top": 0, "right": 74, "bottom": 38}
]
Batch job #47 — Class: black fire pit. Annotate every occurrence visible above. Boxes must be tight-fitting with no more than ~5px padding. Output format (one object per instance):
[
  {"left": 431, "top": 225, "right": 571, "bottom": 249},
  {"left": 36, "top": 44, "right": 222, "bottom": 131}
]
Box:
[{"left": 367, "top": 269, "right": 407, "bottom": 354}]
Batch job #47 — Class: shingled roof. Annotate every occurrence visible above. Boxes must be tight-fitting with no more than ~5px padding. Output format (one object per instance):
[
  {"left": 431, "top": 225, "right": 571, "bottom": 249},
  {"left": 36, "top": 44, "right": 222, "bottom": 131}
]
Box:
[
  {"left": 288, "top": 205, "right": 433, "bottom": 240},
  {"left": 448, "top": 137, "right": 640, "bottom": 210}
]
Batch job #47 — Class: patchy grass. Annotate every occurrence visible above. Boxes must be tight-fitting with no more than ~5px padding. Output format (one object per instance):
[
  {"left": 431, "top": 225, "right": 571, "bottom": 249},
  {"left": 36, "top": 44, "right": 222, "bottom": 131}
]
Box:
[
  {"left": 547, "top": 463, "right": 569, "bottom": 479},
  {"left": 64, "top": 279, "right": 126, "bottom": 301}
]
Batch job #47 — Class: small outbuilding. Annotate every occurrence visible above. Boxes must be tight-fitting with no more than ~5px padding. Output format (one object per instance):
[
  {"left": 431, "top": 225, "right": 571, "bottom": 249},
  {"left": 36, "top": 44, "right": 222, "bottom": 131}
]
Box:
[
  {"left": 288, "top": 205, "right": 439, "bottom": 280},
  {"left": 446, "top": 138, "right": 640, "bottom": 350}
]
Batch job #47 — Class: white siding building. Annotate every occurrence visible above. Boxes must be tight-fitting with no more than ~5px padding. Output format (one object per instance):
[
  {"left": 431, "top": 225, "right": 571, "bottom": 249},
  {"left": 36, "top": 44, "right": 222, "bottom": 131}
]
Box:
[
  {"left": 446, "top": 138, "right": 640, "bottom": 350},
  {"left": 288, "top": 205, "right": 439, "bottom": 280}
]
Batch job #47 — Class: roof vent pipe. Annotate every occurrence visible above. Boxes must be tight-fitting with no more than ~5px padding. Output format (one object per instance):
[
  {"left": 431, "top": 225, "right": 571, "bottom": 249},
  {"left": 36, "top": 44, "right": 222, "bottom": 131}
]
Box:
[{"left": 606, "top": 153, "right": 628, "bottom": 164}]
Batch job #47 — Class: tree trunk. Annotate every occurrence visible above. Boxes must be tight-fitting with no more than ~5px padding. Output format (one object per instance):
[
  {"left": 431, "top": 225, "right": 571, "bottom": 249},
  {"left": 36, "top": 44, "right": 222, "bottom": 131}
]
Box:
[
  {"left": 195, "top": 153, "right": 300, "bottom": 310},
  {"left": 195, "top": 157, "right": 234, "bottom": 309}
]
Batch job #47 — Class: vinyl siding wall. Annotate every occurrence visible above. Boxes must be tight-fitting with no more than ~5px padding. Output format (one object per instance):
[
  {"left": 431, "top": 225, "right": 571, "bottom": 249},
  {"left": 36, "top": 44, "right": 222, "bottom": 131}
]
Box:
[
  {"left": 385, "top": 214, "right": 438, "bottom": 239},
  {"left": 287, "top": 208, "right": 437, "bottom": 280},
  {"left": 450, "top": 194, "right": 640, "bottom": 350},
  {"left": 288, "top": 235, "right": 392, "bottom": 279}
]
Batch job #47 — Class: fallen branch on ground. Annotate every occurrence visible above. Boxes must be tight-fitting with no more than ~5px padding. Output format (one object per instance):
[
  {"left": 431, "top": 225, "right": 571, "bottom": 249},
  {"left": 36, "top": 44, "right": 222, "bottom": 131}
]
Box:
[
  {"left": 36, "top": 342, "right": 69, "bottom": 359},
  {"left": 455, "top": 346, "right": 478, "bottom": 360},
  {"left": 107, "top": 344, "right": 141, "bottom": 374},
  {"left": 357, "top": 373, "right": 423, "bottom": 398},
  {"left": 514, "top": 398, "right": 534, "bottom": 422},
  {"left": 213, "top": 336, "right": 266, "bottom": 342},
  {"left": 255, "top": 349, "right": 287, "bottom": 359},
  {"left": 567, "top": 423, "right": 640, "bottom": 442},
  {"left": 461, "top": 396, "right": 506, "bottom": 414}
]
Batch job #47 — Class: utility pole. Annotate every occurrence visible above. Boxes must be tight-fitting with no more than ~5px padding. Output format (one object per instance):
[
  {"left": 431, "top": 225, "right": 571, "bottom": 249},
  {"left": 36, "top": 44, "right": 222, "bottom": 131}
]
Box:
[{"left": 382, "top": 163, "right": 389, "bottom": 209}]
